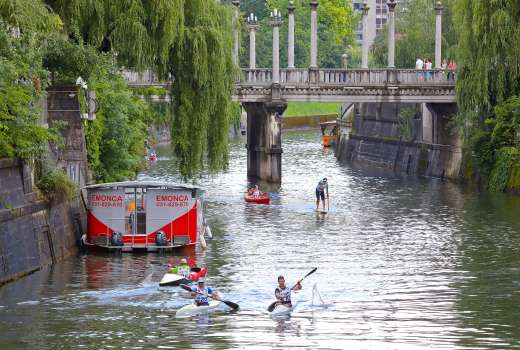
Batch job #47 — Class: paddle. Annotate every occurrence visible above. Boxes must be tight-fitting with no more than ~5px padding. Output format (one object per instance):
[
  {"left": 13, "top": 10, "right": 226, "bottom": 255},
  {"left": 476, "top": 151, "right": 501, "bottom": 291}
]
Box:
[
  {"left": 267, "top": 267, "right": 318, "bottom": 312},
  {"left": 180, "top": 284, "right": 239, "bottom": 311}
]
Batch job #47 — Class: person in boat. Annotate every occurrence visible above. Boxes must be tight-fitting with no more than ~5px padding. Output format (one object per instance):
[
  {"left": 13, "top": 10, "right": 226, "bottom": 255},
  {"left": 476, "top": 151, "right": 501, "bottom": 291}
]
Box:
[
  {"left": 315, "top": 178, "right": 329, "bottom": 211},
  {"left": 191, "top": 277, "right": 220, "bottom": 306},
  {"left": 168, "top": 258, "right": 190, "bottom": 278},
  {"left": 274, "top": 275, "right": 302, "bottom": 307},
  {"left": 248, "top": 185, "right": 262, "bottom": 198}
]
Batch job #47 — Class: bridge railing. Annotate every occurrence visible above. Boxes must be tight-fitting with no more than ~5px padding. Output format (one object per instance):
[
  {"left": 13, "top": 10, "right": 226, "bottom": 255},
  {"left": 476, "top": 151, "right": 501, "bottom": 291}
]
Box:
[
  {"left": 122, "top": 69, "right": 168, "bottom": 87},
  {"left": 238, "top": 68, "right": 456, "bottom": 86}
]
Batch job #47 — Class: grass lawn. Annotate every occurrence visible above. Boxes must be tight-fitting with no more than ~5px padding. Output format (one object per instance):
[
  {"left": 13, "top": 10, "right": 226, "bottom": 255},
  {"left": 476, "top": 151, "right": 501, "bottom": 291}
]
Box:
[{"left": 284, "top": 102, "right": 341, "bottom": 117}]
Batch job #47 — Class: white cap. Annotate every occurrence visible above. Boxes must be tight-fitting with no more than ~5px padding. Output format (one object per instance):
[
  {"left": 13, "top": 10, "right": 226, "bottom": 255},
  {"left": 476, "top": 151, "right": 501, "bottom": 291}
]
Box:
[
  {"left": 180, "top": 258, "right": 187, "bottom": 264},
  {"left": 197, "top": 277, "right": 205, "bottom": 283}
]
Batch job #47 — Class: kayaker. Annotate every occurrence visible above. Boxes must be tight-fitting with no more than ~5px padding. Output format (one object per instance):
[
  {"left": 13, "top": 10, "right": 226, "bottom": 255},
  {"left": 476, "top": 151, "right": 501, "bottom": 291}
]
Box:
[
  {"left": 191, "top": 277, "right": 220, "bottom": 306},
  {"left": 168, "top": 258, "right": 190, "bottom": 278},
  {"left": 315, "top": 178, "right": 329, "bottom": 211},
  {"left": 274, "top": 275, "right": 302, "bottom": 307}
]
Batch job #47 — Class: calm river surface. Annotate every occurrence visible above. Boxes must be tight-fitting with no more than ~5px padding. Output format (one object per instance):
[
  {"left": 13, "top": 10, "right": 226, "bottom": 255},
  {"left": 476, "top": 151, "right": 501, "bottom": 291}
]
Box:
[{"left": 1, "top": 130, "right": 520, "bottom": 349}]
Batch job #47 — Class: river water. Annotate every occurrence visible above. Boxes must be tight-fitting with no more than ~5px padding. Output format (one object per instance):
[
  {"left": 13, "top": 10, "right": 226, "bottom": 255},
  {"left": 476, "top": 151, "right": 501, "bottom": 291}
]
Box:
[{"left": 1, "top": 130, "right": 520, "bottom": 349}]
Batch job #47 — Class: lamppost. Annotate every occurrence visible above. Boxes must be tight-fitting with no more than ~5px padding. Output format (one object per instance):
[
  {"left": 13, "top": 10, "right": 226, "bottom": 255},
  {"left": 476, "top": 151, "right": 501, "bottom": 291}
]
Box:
[
  {"left": 246, "top": 13, "right": 259, "bottom": 69},
  {"left": 434, "top": 1, "right": 443, "bottom": 69},
  {"left": 287, "top": 1, "right": 296, "bottom": 69},
  {"left": 269, "top": 9, "right": 283, "bottom": 85},
  {"left": 361, "top": 1, "right": 370, "bottom": 69},
  {"left": 231, "top": 0, "right": 240, "bottom": 66}
]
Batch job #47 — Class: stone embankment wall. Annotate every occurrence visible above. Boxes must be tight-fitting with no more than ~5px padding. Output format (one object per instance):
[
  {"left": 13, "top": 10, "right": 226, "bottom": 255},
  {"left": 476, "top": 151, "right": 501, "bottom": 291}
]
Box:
[
  {"left": 337, "top": 102, "right": 462, "bottom": 179},
  {"left": 0, "top": 86, "right": 89, "bottom": 286},
  {"left": 0, "top": 160, "right": 85, "bottom": 286}
]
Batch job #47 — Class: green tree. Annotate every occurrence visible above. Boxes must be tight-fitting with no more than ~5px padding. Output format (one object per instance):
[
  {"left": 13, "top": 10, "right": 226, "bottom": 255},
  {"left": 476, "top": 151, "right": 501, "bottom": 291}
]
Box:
[
  {"left": 46, "top": 0, "right": 236, "bottom": 178},
  {"left": 0, "top": 0, "right": 62, "bottom": 160},
  {"left": 454, "top": 0, "right": 520, "bottom": 191}
]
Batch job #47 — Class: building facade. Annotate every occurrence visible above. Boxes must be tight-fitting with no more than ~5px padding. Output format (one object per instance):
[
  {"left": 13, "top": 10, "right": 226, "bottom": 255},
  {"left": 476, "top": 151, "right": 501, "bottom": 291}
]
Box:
[{"left": 352, "top": 0, "right": 409, "bottom": 46}]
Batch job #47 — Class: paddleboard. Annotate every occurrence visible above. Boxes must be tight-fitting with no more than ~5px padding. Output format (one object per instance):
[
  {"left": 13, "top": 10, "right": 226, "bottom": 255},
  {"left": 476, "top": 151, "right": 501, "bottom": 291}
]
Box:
[
  {"left": 159, "top": 273, "right": 189, "bottom": 287},
  {"left": 176, "top": 300, "right": 221, "bottom": 317}
]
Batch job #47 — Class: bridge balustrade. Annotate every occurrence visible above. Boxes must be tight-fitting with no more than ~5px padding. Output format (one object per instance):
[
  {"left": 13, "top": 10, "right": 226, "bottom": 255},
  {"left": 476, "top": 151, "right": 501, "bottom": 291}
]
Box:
[{"left": 238, "top": 68, "right": 456, "bottom": 86}]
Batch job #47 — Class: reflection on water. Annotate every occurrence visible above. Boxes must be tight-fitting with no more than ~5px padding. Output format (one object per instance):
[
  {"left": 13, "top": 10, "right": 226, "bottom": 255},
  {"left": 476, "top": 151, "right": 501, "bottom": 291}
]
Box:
[{"left": 1, "top": 130, "right": 520, "bottom": 349}]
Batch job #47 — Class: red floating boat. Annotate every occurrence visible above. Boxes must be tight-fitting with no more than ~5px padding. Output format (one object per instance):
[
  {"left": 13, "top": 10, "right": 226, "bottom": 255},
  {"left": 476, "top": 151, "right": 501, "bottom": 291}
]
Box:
[{"left": 244, "top": 194, "right": 270, "bottom": 204}]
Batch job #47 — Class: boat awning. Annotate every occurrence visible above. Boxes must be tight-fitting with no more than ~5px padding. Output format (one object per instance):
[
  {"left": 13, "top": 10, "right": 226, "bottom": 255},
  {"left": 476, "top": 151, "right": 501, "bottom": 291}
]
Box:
[{"left": 83, "top": 181, "right": 204, "bottom": 194}]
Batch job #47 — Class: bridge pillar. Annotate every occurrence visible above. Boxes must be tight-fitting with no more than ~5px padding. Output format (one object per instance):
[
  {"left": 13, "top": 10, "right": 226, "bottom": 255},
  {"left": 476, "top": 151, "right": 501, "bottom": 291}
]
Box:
[
  {"left": 361, "top": 1, "right": 370, "bottom": 69},
  {"left": 435, "top": 1, "right": 443, "bottom": 69},
  {"left": 386, "top": 0, "right": 397, "bottom": 69},
  {"left": 246, "top": 14, "right": 259, "bottom": 69},
  {"left": 243, "top": 101, "right": 287, "bottom": 183},
  {"left": 310, "top": 0, "right": 318, "bottom": 68},
  {"left": 287, "top": 1, "right": 296, "bottom": 69}
]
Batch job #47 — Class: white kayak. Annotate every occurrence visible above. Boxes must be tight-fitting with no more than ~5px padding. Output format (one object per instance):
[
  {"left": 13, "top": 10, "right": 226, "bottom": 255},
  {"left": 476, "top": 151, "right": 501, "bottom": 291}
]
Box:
[
  {"left": 159, "top": 273, "right": 189, "bottom": 287},
  {"left": 176, "top": 300, "right": 221, "bottom": 317},
  {"left": 270, "top": 303, "right": 293, "bottom": 317}
]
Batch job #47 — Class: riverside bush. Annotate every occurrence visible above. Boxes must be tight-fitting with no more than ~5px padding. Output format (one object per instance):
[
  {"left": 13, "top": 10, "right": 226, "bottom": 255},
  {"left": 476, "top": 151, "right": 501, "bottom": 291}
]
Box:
[{"left": 36, "top": 168, "right": 78, "bottom": 203}]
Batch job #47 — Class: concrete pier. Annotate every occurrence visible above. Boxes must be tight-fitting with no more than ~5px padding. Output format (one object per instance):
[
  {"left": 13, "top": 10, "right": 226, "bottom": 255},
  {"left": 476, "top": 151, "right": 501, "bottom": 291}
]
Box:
[{"left": 243, "top": 101, "right": 287, "bottom": 182}]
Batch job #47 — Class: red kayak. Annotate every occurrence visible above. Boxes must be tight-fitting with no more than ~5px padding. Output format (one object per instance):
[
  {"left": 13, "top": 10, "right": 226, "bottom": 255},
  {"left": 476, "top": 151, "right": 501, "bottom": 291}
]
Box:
[
  {"left": 245, "top": 195, "right": 270, "bottom": 204},
  {"left": 159, "top": 267, "right": 208, "bottom": 287}
]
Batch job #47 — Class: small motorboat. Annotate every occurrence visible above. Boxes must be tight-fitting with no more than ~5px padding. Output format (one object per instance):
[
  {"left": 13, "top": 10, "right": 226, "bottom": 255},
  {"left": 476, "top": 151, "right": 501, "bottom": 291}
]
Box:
[
  {"left": 176, "top": 300, "right": 221, "bottom": 317},
  {"left": 320, "top": 121, "right": 338, "bottom": 147},
  {"left": 244, "top": 195, "right": 270, "bottom": 204},
  {"left": 159, "top": 267, "right": 208, "bottom": 287}
]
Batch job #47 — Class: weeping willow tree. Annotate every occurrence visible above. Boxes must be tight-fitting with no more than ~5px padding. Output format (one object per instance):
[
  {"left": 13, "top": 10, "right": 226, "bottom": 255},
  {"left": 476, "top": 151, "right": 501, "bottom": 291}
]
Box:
[
  {"left": 46, "top": 0, "right": 236, "bottom": 178},
  {"left": 170, "top": 1, "right": 235, "bottom": 177},
  {"left": 454, "top": 0, "right": 520, "bottom": 191}
]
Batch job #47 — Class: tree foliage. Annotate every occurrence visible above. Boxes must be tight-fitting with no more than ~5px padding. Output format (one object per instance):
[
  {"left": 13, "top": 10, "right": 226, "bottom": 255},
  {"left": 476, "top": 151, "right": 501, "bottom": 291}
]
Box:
[
  {"left": 454, "top": 0, "right": 520, "bottom": 192},
  {"left": 0, "top": 1, "right": 61, "bottom": 160}
]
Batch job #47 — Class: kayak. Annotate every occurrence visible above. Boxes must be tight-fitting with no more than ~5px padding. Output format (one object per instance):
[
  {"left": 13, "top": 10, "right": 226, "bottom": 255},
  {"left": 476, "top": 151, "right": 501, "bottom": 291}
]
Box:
[
  {"left": 244, "top": 195, "right": 270, "bottom": 204},
  {"left": 159, "top": 267, "right": 208, "bottom": 287},
  {"left": 270, "top": 303, "right": 293, "bottom": 317},
  {"left": 176, "top": 300, "right": 221, "bottom": 317}
]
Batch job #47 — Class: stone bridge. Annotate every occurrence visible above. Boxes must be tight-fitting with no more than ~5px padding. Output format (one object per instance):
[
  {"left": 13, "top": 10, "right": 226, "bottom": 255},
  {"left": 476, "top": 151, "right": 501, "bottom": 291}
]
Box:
[{"left": 123, "top": 0, "right": 454, "bottom": 183}]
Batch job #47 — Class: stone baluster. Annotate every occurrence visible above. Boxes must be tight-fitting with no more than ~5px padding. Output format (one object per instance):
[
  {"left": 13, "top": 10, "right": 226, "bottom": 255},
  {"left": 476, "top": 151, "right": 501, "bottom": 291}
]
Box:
[
  {"left": 270, "top": 9, "right": 283, "bottom": 85},
  {"left": 435, "top": 1, "right": 443, "bottom": 69},
  {"left": 246, "top": 13, "right": 259, "bottom": 70},
  {"left": 310, "top": 0, "right": 318, "bottom": 68},
  {"left": 232, "top": 0, "right": 240, "bottom": 66},
  {"left": 361, "top": 1, "right": 370, "bottom": 69}
]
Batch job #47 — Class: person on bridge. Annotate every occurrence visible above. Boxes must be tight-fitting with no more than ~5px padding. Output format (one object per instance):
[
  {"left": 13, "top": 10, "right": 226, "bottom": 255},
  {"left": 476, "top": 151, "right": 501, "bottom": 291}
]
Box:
[
  {"left": 191, "top": 277, "right": 220, "bottom": 306},
  {"left": 315, "top": 178, "right": 329, "bottom": 211},
  {"left": 274, "top": 275, "right": 302, "bottom": 308},
  {"left": 168, "top": 258, "right": 190, "bottom": 277}
]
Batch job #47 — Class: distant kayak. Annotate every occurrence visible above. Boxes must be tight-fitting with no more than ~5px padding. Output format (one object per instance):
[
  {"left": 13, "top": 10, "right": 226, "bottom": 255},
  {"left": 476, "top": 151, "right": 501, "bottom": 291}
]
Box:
[
  {"left": 159, "top": 267, "right": 207, "bottom": 287},
  {"left": 176, "top": 300, "right": 221, "bottom": 317},
  {"left": 148, "top": 154, "right": 158, "bottom": 161},
  {"left": 244, "top": 195, "right": 270, "bottom": 204}
]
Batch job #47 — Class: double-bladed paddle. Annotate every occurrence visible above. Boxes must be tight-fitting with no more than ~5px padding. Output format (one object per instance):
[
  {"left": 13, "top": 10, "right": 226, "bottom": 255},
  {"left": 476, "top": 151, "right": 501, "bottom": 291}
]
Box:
[
  {"left": 267, "top": 267, "right": 318, "bottom": 312},
  {"left": 180, "top": 284, "right": 239, "bottom": 311}
]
